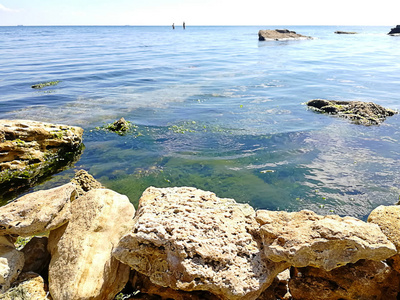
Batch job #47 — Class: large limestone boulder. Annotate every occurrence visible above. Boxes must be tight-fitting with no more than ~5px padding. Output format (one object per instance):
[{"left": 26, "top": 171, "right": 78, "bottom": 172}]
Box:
[
  {"left": 368, "top": 205, "right": 400, "bottom": 272},
  {"left": 0, "top": 272, "right": 49, "bottom": 300},
  {"left": 258, "top": 29, "right": 312, "bottom": 41},
  {"left": 0, "top": 183, "right": 77, "bottom": 236},
  {"left": 0, "top": 119, "right": 83, "bottom": 199},
  {"left": 306, "top": 99, "right": 397, "bottom": 125},
  {"left": 113, "top": 187, "right": 290, "bottom": 300},
  {"left": 0, "top": 236, "right": 24, "bottom": 293},
  {"left": 48, "top": 189, "right": 135, "bottom": 300},
  {"left": 256, "top": 210, "right": 396, "bottom": 271},
  {"left": 289, "top": 260, "right": 400, "bottom": 300}
]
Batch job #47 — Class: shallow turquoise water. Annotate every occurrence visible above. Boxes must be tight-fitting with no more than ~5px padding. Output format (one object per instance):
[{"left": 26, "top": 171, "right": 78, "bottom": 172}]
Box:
[{"left": 1, "top": 25, "right": 400, "bottom": 219}]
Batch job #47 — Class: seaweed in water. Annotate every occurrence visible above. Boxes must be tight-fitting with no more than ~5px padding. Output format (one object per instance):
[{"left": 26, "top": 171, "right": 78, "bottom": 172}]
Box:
[{"left": 31, "top": 81, "right": 60, "bottom": 89}]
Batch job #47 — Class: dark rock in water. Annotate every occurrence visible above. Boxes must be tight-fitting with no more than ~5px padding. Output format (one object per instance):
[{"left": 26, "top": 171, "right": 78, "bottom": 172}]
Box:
[
  {"left": 388, "top": 25, "right": 400, "bottom": 35},
  {"left": 306, "top": 99, "right": 397, "bottom": 125},
  {"left": 258, "top": 29, "right": 313, "bottom": 41},
  {"left": 335, "top": 31, "right": 358, "bottom": 34},
  {"left": 107, "top": 117, "right": 131, "bottom": 133}
]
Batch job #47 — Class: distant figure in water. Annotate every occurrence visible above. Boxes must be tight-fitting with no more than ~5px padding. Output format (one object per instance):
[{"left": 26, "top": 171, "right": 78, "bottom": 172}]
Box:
[
  {"left": 183, "top": 22, "right": 186, "bottom": 30},
  {"left": 172, "top": 23, "right": 175, "bottom": 30}
]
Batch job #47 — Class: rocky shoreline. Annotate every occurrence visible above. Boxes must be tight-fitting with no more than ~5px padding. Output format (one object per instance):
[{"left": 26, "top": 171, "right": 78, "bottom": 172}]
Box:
[{"left": 0, "top": 169, "right": 399, "bottom": 299}]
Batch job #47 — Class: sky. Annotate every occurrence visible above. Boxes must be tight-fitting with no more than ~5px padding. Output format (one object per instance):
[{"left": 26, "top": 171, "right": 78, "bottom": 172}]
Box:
[{"left": 0, "top": 0, "right": 399, "bottom": 26}]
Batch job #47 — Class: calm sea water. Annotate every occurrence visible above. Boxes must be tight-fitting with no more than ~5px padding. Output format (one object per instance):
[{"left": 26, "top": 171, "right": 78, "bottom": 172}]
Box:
[{"left": 1, "top": 25, "right": 400, "bottom": 219}]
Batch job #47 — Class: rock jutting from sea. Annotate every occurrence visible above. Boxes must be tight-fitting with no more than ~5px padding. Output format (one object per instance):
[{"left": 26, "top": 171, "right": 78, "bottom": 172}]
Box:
[
  {"left": 0, "top": 170, "right": 400, "bottom": 299},
  {"left": 0, "top": 120, "right": 84, "bottom": 200},
  {"left": 306, "top": 99, "right": 398, "bottom": 125},
  {"left": 388, "top": 25, "right": 400, "bottom": 36},
  {"left": 258, "top": 29, "right": 313, "bottom": 41}
]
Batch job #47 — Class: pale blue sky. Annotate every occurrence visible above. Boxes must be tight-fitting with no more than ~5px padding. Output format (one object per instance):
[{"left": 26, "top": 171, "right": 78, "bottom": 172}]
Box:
[{"left": 0, "top": 0, "right": 399, "bottom": 26}]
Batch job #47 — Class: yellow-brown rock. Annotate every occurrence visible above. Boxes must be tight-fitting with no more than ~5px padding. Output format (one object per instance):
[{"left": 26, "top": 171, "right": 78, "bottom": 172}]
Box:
[
  {"left": 113, "top": 187, "right": 290, "bottom": 300},
  {"left": 256, "top": 210, "right": 396, "bottom": 271},
  {"left": 368, "top": 205, "right": 400, "bottom": 272},
  {"left": 0, "top": 236, "right": 24, "bottom": 293},
  {"left": 0, "top": 272, "right": 49, "bottom": 300},
  {"left": 48, "top": 189, "right": 135, "bottom": 300},
  {"left": 289, "top": 260, "right": 400, "bottom": 300},
  {"left": 0, "top": 183, "right": 77, "bottom": 236}
]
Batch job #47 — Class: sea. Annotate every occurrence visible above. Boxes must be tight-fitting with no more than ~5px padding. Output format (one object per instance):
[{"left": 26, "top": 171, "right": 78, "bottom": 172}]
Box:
[{"left": 1, "top": 25, "right": 400, "bottom": 220}]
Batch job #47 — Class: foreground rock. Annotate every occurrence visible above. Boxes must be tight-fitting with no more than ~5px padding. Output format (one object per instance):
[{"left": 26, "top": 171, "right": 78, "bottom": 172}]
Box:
[
  {"left": 306, "top": 99, "right": 397, "bottom": 125},
  {"left": 256, "top": 210, "right": 396, "bottom": 271},
  {"left": 388, "top": 25, "right": 400, "bottom": 35},
  {"left": 258, "top": 29, "right": 312, "bottom": 41},
  {"left": 0, "top": 120, "right": 83, "bottom": 199},
  {"left": 48, "top": 189, "right": 135, "bottom": 300},
  {"left": 0, "top": 236, "right": 25, "bottom": 293},
  {"left": 289, "top": 260, "right": 400, "bottom": 300},
  {"left": 368, "top": 205, "right": 400, "bottom": 272},
  {"left": 113, "top": 187, "right": 290, "bottom": 300},
  {"left": 0, "top": 183, "right": 77, "bottom": 236},
  {"left": 0, "top": 272, "right": 49, "bottom": 300}
]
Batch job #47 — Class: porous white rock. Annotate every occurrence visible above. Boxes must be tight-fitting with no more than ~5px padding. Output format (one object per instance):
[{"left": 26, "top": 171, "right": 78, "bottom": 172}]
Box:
[
  {"left": 256, "top": 209, "right": 396, "bottom": 271},
  {"left": 113, "top": 186, "right": 289, "bottom": 300}
]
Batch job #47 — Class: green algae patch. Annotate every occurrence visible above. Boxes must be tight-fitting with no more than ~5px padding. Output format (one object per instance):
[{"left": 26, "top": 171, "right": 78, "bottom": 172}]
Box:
[
  {"left": 31, "top": 80, "right": 61, "bottom": 89},
  {"left": 96, "top": 118, "right": 139, "bottom": 136}
]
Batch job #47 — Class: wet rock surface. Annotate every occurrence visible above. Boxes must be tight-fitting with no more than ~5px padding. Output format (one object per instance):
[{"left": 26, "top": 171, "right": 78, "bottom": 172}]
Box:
[
  {"left": 258, "top": 29, "right": 312, "bottom": 41},
  {"left": 306, "top": 99, "right": 397, "bottom": 125},
  {"left": 0, "top": 120, "right": 83, "bottom": 200}
]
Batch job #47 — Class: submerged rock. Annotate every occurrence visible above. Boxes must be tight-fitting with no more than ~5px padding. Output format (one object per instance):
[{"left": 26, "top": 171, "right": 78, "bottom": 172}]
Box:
[
  {"left": 113, "top": 186, "right": 289, "bottom": 300},
  {"left": 306, "top": 99, "right": 397, "bottom": 125},
  {"left": 48, "top": 189, "right": 135, "bottom": 300},
  {"left": 258, "top": 29, "right": 312, "bottom": 41},
  {"left": 256, "top": 209, "right": 396, "bottom": 271},
  {"left": 105, "top": 117, "right": 131, "bottom": 134},
  {"left": 0, "top": 120, "right": 84, "bottom": 200},
  {"left": 388, "top": 25, "right": 400, "bottom": 35},
  {"left": 335, "top": 31, "right": 358, "bottom": 34}
]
